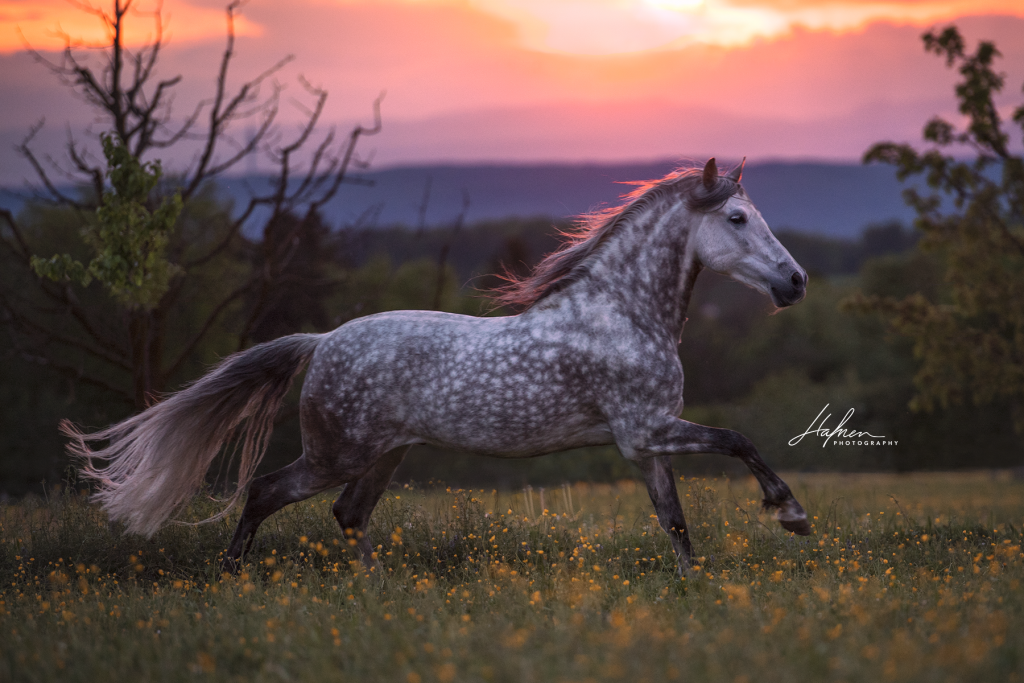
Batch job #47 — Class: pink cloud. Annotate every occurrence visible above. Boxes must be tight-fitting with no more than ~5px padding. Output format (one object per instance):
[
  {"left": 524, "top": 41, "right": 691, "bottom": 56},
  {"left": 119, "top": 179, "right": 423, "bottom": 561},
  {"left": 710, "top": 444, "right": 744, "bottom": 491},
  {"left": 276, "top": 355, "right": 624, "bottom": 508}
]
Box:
[{"left": 0, "top": 0, "right": 1021, "bottom": 185}]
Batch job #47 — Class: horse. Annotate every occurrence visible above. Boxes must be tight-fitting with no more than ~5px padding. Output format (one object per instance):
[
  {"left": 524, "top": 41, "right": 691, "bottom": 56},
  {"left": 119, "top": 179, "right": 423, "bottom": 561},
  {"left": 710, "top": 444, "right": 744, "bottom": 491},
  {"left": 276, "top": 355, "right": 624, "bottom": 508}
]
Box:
[{"left": 64, "top": 157, "right": 812, "bottom": 575}]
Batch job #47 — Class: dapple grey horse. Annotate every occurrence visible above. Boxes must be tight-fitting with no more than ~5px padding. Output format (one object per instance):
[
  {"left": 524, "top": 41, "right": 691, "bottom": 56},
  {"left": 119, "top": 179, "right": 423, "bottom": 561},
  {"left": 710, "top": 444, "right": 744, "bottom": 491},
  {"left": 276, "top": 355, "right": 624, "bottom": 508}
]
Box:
[{"left": 66, "top": 157, "right": 812, "bottom": 575}]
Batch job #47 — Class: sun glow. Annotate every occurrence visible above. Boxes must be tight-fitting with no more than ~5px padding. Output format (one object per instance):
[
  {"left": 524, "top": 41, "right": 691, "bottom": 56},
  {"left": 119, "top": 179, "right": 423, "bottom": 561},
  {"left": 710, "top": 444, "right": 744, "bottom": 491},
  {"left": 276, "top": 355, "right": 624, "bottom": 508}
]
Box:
[
  {"left": 645, "top": 0, "right": 705, "bottom": 10},
  {"left": 471, "top": 0, "right": 1024, "bottom": 54},
  {"left": 3, "top": 0, "right": 1022, "bottom": 56}
]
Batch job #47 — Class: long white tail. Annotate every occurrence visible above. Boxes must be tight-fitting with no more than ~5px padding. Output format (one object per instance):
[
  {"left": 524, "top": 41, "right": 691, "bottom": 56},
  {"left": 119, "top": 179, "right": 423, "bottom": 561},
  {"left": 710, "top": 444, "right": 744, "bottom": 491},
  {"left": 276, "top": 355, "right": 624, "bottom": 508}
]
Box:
[{"left": 63, "top": 333, "right": 323, "bottom": 537}]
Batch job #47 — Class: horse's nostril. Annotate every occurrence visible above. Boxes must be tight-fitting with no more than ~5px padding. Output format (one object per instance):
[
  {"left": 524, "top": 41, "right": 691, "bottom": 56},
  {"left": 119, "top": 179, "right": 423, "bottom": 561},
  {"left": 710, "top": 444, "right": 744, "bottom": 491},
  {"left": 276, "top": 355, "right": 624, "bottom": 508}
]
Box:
[{"left": 791, "top": 271, "right": 804, "bottom": 288}]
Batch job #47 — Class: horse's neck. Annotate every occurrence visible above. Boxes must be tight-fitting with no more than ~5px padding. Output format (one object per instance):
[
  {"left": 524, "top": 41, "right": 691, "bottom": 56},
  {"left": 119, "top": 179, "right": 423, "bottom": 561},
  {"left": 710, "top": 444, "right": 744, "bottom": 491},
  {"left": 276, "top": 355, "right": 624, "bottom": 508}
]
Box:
[{"left": 568, "top": 198, "right": 700, "bottom": 340}]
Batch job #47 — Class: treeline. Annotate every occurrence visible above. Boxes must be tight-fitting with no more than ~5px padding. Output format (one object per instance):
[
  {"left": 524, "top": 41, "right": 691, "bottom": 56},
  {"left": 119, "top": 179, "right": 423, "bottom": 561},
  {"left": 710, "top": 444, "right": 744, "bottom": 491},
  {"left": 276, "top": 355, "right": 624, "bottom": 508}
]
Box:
[
  {"left": 2, "top": 205, "right": 1018, "bottom": 496},
  {"left": 5, "top": 17, "right": 1020, "bottom": 496},
  {"left": 342, "top": 217, "right": 918, "bottom": 288},
  {"left": 358, "top": 218, "right": 1020, "bottom": 484}
]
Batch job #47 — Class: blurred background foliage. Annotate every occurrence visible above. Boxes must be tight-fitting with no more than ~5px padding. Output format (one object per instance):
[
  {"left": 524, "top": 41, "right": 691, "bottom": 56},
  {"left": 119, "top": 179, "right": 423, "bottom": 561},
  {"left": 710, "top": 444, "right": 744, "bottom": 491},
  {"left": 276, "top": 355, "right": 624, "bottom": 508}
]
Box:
[
  {"left": 2, "top": 211, "right": 1021, "bottom": 496},
  {"left": 2, "top": 22, "right": 1021, "bottom": 496}
]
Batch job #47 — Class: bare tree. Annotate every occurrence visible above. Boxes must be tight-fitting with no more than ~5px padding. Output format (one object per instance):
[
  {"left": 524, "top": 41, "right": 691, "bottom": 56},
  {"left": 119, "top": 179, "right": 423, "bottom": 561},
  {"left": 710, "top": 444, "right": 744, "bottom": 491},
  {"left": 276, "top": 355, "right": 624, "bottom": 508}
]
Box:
[{"left": 0, "top": 0, "right": 381, "bottom": 407}]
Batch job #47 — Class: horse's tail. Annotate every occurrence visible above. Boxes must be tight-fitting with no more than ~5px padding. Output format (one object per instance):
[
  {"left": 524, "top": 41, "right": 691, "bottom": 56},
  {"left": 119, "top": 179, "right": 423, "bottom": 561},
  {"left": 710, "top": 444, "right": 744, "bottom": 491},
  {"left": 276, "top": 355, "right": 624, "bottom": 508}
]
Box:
[{"left": 63, "top": 333, "right": 324, "bottom": 538}]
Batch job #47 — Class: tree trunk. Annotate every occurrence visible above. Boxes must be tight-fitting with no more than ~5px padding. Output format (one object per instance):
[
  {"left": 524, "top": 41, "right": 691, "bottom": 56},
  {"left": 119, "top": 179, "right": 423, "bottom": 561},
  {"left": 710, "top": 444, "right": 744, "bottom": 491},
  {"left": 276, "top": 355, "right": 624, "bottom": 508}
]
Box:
[{"left": 129, "top": 311, "right": 155, "bottom": 409}]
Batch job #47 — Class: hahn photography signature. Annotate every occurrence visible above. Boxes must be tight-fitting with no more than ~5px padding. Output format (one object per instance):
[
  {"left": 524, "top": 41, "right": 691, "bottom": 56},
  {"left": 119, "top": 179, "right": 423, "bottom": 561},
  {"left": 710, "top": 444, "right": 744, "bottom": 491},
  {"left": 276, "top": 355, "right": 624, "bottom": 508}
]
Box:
[{"left": 788, "top": 404, "right": 898, "bottom": 448}]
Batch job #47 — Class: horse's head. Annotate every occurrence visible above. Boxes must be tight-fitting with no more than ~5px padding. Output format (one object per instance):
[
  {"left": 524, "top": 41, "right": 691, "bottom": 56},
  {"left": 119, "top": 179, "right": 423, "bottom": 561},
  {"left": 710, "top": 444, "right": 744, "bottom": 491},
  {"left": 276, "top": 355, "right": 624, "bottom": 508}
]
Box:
[{"left": 690, "top": 158, "right": 807, "bottom": 308}]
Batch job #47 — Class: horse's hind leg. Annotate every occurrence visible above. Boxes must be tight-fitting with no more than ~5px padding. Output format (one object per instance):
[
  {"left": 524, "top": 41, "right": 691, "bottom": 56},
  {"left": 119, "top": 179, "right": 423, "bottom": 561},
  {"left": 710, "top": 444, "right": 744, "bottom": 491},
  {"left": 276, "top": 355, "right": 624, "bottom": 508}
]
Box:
[
  {"left": 332, "top": 446, "right": 409, "bottom": 571},
  {"left": 634, "top": 456, "right": 693, "bottom": 574},
  {"left": 223, "top": 455, "right": 339, "bottom": 572}
]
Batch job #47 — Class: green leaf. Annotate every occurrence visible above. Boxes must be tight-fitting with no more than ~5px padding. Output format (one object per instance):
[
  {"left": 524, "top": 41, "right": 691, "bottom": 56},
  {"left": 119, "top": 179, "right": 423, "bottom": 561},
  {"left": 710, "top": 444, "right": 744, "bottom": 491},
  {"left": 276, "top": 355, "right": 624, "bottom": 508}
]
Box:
[
  {"left": 854, "top": 25, "right": 1024, "bottom": 432},
  {"left": 31, "top": 132, "right": 185, "bottom": 310}
]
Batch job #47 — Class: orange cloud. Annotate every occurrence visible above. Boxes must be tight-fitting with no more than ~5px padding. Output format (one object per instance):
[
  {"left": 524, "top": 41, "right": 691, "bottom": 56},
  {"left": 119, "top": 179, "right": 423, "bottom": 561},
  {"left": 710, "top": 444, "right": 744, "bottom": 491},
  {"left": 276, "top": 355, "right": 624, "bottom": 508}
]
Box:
[
  {"left": 725, "top": 0, "right": 1020, "bottom": 9},
  {"left": 7, "top": 0, "right": 1021, "bottom": 57},
  {"left": 716, "top": 0, "right": 1024, "bottom": 34},
  {"left": 0, "top": 0, "right": 1021, "bottom": 183},
  {"left": 467, "top": 0, "right": 1024, "bottom": 53},
  {"left": 317, "top": 0, "right": 1024, "bottom": 54},
  {"left": 0, "top": 0, "right": 260, "bottom": 54}
]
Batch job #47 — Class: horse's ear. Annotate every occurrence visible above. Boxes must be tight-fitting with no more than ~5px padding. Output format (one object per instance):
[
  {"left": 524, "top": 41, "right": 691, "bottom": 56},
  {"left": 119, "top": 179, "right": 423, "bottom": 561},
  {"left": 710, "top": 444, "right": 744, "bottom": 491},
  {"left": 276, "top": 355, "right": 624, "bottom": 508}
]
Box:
[
  {"left": 727, "top": 157, "right": 746, "bottom": 183},
  {"left": 702, "top": 157, "right": 718, "bottom": 189}
]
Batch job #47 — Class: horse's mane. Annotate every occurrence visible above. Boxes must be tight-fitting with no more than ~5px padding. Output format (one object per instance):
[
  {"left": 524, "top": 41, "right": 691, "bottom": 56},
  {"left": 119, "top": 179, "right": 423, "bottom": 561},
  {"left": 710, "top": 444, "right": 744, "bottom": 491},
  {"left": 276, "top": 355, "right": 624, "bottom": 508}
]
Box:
[{"left": 490, "top": 165, "right": 743, "bottom": 310}]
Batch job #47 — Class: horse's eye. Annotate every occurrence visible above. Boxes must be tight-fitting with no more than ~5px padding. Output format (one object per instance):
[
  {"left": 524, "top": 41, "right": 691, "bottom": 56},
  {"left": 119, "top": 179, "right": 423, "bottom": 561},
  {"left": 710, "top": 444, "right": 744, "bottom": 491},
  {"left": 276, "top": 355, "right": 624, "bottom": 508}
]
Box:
[{"left": 729, "top": 212, "right": 747, "bottom": 225}]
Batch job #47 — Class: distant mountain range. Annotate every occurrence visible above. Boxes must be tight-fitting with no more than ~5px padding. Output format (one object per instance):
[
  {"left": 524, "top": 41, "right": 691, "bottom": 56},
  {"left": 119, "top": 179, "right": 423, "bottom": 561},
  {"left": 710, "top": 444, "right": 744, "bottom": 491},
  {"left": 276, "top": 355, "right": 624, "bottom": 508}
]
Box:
[
  {"left": 213, "top": 160, "right": 916, "bottom": 238},
  {"left": 2, "top": 160, "right": 918, "bottom": 238}
]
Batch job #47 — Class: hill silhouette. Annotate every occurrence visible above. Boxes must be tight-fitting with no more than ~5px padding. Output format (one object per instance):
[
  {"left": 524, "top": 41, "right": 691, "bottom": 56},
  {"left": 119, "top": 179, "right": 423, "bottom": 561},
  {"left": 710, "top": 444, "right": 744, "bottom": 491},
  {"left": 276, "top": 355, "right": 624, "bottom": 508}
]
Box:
[{"left": 211, "top": 160, "right": 915, "bottom": 238}]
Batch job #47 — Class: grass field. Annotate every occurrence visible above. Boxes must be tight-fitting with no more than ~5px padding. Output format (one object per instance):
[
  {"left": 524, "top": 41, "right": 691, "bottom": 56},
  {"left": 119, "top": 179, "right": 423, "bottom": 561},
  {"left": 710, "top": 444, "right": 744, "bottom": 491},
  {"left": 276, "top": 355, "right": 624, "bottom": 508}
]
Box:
[{"left": 3, "top": 471, "right": 1024, "bottom": 682}]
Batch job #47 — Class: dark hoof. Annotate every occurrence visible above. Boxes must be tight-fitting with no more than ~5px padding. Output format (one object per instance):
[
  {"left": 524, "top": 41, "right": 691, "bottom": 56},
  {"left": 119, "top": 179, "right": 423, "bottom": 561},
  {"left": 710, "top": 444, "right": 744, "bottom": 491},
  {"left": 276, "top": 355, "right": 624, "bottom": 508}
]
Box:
[
  {"left": 780, "top": 517, "right": 812, "bottom": 536},
  {"left": 675, "top": 558, "right": 692, "bottom": 578},
  {"left": 776, "top": 499, "right": 812, "bottom": 536}
]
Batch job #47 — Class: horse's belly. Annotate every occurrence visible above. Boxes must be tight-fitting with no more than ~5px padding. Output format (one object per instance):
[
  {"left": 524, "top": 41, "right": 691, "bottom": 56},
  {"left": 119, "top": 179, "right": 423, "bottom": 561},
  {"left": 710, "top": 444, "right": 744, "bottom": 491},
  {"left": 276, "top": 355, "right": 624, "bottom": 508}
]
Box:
[{"left": 416, "top": 411, "right": 615, "bottom": 458}]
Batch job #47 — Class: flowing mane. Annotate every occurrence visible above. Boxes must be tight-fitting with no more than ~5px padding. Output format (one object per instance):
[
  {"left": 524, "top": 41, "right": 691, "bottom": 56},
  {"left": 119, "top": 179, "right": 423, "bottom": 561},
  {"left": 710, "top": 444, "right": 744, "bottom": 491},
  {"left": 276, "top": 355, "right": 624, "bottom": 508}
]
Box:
[{"left": 491, "top": 165, "right": 744, "bottom": 310}]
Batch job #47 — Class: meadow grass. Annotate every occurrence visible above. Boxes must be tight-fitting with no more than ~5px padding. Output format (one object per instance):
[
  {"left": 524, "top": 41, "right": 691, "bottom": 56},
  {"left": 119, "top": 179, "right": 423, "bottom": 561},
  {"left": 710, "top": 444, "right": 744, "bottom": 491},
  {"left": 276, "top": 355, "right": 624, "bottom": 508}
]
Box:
[{"left": 3, "top": 471, "right": 1024, "bottom": 682}]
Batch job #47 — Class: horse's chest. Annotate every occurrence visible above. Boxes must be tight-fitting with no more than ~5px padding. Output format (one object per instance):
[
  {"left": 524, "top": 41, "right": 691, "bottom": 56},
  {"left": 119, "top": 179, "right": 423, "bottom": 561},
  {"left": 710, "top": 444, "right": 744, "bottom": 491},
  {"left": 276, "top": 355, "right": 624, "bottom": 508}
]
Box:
[{"left": 608, "top": 350, "right": 684, "bottom": 410}]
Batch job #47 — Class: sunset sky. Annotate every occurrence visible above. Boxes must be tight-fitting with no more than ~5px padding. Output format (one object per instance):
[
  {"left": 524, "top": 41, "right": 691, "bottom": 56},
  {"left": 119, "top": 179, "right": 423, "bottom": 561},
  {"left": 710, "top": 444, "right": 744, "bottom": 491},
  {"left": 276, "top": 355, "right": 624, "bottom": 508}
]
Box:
[{"left": 1, "top": 0, "right": 1023, "bottom": 183}]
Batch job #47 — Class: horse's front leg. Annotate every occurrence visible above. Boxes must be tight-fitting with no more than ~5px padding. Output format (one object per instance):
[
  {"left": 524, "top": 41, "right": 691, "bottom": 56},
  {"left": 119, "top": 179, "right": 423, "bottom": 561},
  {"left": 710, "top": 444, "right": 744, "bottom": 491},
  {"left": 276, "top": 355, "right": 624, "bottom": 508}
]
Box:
[
  {"left": 624, "top": 416, "right": 811, "bottom": 536},
  {"left": 633, "top": 456, "right": 692, "bottom": 575}
]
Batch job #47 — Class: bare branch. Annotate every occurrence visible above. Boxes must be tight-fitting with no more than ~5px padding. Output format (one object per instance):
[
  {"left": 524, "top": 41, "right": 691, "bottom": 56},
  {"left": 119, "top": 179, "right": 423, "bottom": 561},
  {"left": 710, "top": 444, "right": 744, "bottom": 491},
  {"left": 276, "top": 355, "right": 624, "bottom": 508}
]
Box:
[
  {"left": 12, "top": 340, "right": 131, "bottom": 400},
  {"left": 2, "top": 270, "right": 130, "bottom": 360},
  {"left": 307, "top": 92, "right": 384, "bottom": 214},
  {"left": 151, "top": 97, "right": 204, "bottom": 149},
  {"left": 123, "top": 1, "right": 165, "bottom": 106},
  {"left": 65, "top": 0, "right": 117, "bottom": 24},
  {"left": 17, "top": 120, "right": 93, "bottom": 210},
  {"left": 0, "top": 209, "right": 33, "bottom": 262},
  {"left": 184, "top": 1, "right": 294, "bottom": 197},
  {"left": 5, "top": 0, "right": 385, "bottom": 407},
  {"left": 66, "top": 125, "right": 105, "bottom": 202},
  {"left": 200, "top": 85, "right": 282, "bottom": 180},
  {"left": 162, "top": 278, "right": 254, "bottom": 382},
  {"left": 58, "top": 283, "right": 131, "bottom": 356},
  {"left": 0, "top": 289, "right": 130, "bottom": 371}
]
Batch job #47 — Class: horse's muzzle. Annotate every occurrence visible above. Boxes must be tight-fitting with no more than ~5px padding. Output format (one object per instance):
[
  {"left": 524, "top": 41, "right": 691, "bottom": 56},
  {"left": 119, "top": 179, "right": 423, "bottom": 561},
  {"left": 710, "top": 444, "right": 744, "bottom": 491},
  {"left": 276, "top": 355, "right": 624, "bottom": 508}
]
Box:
[{"left": 769, "top": 270, "right": 807, "bottom": 307}]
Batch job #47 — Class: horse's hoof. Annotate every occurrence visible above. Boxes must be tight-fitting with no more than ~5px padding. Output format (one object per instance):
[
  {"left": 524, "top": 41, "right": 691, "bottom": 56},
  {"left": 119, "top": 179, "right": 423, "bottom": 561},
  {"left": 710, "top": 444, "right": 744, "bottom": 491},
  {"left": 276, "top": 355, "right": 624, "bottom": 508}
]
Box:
[
  {"left": 776, "top": 499, "right": 812, "bottom": 536},
  {"left": 673, "top": 551, "right": 695, "bottom": 578},
  {"left": 780, "top": 517, "right": 812, "bottom": 535},
  {"left": 678, "top": 566, "right": 696, "bottom": 580}
]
